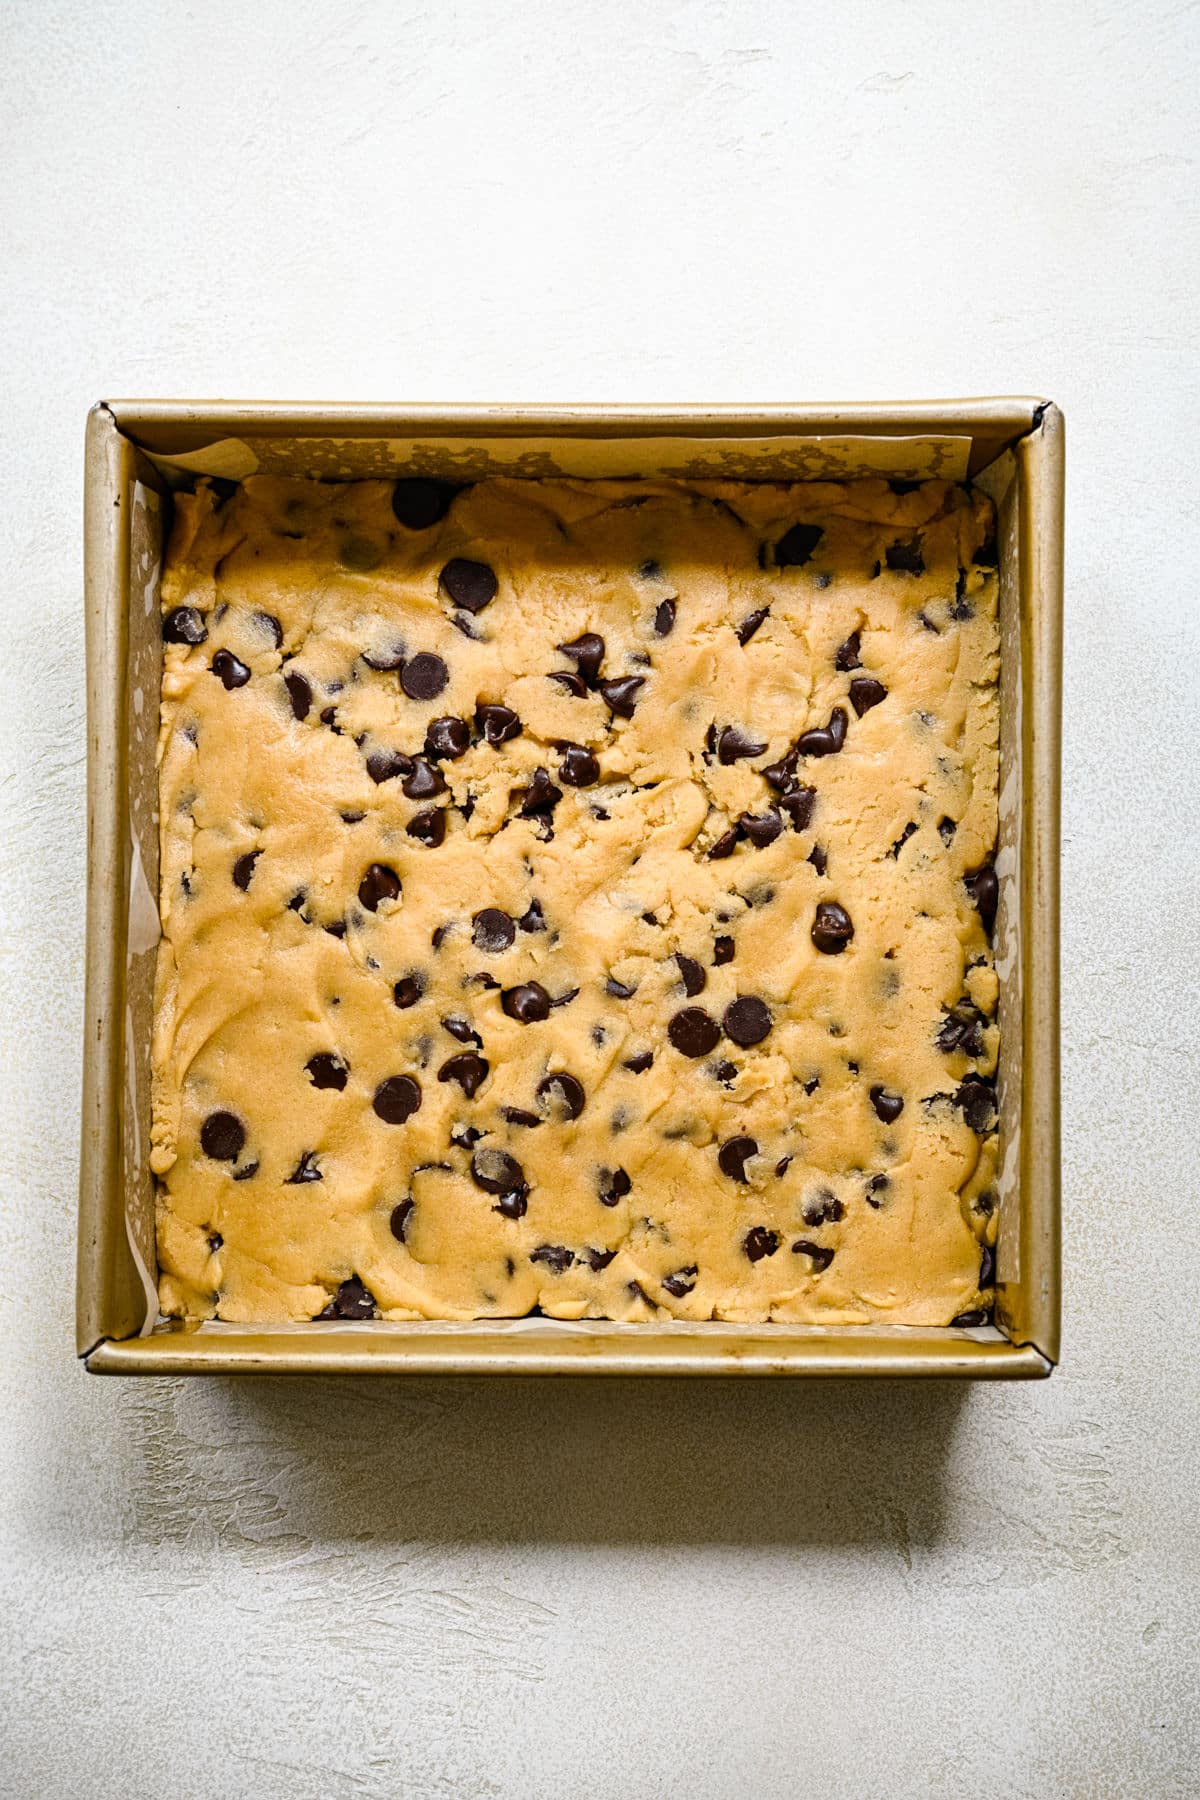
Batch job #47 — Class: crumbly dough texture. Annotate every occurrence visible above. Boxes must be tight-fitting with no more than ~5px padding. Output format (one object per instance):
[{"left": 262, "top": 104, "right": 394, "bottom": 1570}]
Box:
[{"left": 153, "top": 474, "right": 1000, "bottom": 1326}]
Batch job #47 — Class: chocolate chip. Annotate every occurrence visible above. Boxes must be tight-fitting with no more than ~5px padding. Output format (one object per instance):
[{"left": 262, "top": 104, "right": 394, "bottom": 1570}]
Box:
[
  {"left": 206, "top": 1230, "right": 223, "bottom": 1252},
  {"left": 282, "top": 671, "right": 312, "bottom": 720},
  {"left": 775, "top": 523, "right": 824, "bottom": 567},
  {"left": 440, "top": 557, "right": 497, "bottom": 613},
  {"left": 163, "top": 606, "right": 207, "bottom": 645},
  {"left": 980, "top": 1243, "right": 997, "bottom": 1287},
  {"left": 956, "top": 1078, "right": 997, "bottom": 1133},
  {"left": 808, "top": 844, "right": 828, "bottom": 876},
  {"left": 676, "top": 954, "right": 706, "bottom": 997},
  {"left": 212, "top": 650, "right": 251, "bottom": 690},
  {"left": 865, "top": 1173, "right": 890, "bottom": 1208},
  {"left": 717, "top": 725, "right": 768, "bottom": 764},
  {"left": 548, "top": 986, "right": 579, "bottom": 1009},
  {"left": 401, "top": 653, "right": 449, "bottom": 701},
  {"left": 306, "top": 1053, "right": 348, "bottom": 1091},
  {"left": 517, "top": 899, "right": 545, "bottom": 933},
  {"left": 391, "top": 477, "right": 459, "bottom": 529},
  {"left": 937, "top": 1000, "right": 986, "bottom": 1056},
  {"left": 796, "top": 708, "right": 847, "bottom": 757},
  {"left": 373, "top": 1075, "right": 422, "bottom": 1123},
  {"left": 393, "top": 973, "right": 424, "bottom": 1009},
  {"left": 974, "top": 533, "right": 999, "bottom": 568},
  {"left": 599, "top": 676, "right": 644, "bottom": 718},
  {"left": 661, "top": 1265, "right": 698, "bottom": 1297},
  {"left": 407, "top": 809, "right": 447, "bottom": 846},
  {"left": 736, "top": 607, "right": 769, "bottom": 645},
  {"left": 550, "top": 670, "right": 588, "bottom": 698},
  {"left": 319, "top": 705, "right": 339, "bottom": 729},
  {"left": 472, "top": 908, "right": 515, "bottom": 953},
  {"left": 668, "top": 1006, "right": 722, "bottom": 1057},
  {"left": 779, "top": 787, "right": 817, "bottom": 832},
  {"left": 558, "top": 743, "right": 599, "bottom": 787},
  {"left": 476, "top": 702, "right": 522, "bottom": 747},
  {"left": 622, "top": 1051, "right": 653, "bottom": 1072},
  {"left": 538, "top": 1072, "right": 586, "bottom": 1120},
  {"left": 200, "top": 1111, "right": 244, "bottom": 1161},
  {"left": 869, "top": 1086, "right": 904, "bottom": 1124},
  {"left": 964, "top": 863, "right": 999, "bottom": 932},
  {"left": 438, "top": 1052, "right": 489, "bottom": 1097},
  {"left": 889, "top": 822, "right": 917, "bottom": 859},
  {"left": 451, "top": 1125, "right": 483, "bottom": 1151},
  {"left": 431, "top": 925, "right": 449, "bottom": 949},
  {"left": 740, "top": 810, "right": 782, "bottom": 849},
  {"left": 849, "top": 677, "right": 887, "bottom": 716},
  {"left": 501, "top": 1106, "right": 542, "bottom": 1128},
  {"left": 518, "top": 767, "right": 562, "bottom": 817},
  {"left": 359, "top": 863, "right": 401, "bottom": 911},
  {"left": 950, "top": 1307, "right": 989, "bottom": 1327},
  {"left": 718, "top": 1136, "right": 757, "bottom": 1182},
  {"left": 425, "top": 715, "right": 471, "bottom": 760},
  {"left": 811, "top": 901, "right": 854, "bottom": 954},
  {"left": 317, "top": 1275, "right": 378, "bottom": 1320},
  {"left": 442, "top": 1016, "right": 482, "bottom": 1045},
  {"left": 713, "top": 935, "right": 734, "bottom": 965},
  {"left": 501, "top": 982, "right": 552, "bottom": 1023},
  {"left": 803, "top": 1190, "right": 845, "bottom": 1225},
  {"left": 232, "top": 850, "right": 260, "bottom": 891},
  {"left": 362, "top": 641, "right": 409, "bottom": 673},
  {"left": 471, "top": 1146, "right": 527, "bottom": 1194},
  {"left": 367, "top": 748, "right": 411, "bottom": 785},
  {"left": 708, "top": 828, "right": 741, "bottom": 860},
  {"left": 885, "top": 538, "right": 925, "bottom": 575},
  {"left": 743, "top": 1225, "right": 779, "bottom": 1262},
  {"left": 530, "top": 1244, "right": 573, "bottom": 1274},
  {"left": 791, "top": 1239, "right": 835, "bottom": 1271},
  {"left": 582, "top": 1247, "right": 617, "bottom": 1272},
  {"left": 654, "top": 598, "right": 676, "bottom": 636},
  {"left": 403, "top": 756, "right": 447, "bottom": 799},
  {"left": 938, "top": 816, "right": 958, "bottom": 845},
  {"left": 493, "top": 1191, "right": 529, "bottom": 1219},
  {"left": 834, "top": 630, "right": 862, "bottom": 672},
  {"left": 283, "top": 1150, "right": 323, "bottom": 1184},
  {"left": 558, "top": 632, "right": 605, "bottom": 685},
  {"left": 724, "top": 996, "right": 772, "bottom": 1048},
  {"left": 390, "top": 1197, "right": 415, "bottom": 1243},
  {"left": 598, "top": 1167, "right": 632, "bottom": 1207}
]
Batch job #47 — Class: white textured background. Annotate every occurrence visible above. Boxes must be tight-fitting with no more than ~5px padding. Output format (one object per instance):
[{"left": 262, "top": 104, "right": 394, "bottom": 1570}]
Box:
[{"left": 2, "top": 3, "right": 1198, "bottom": 1795}]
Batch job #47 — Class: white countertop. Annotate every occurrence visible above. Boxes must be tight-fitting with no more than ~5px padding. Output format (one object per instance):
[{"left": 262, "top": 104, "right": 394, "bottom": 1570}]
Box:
[{"left": 2, "top": 3, "right": 1197, "bottom": 1794}]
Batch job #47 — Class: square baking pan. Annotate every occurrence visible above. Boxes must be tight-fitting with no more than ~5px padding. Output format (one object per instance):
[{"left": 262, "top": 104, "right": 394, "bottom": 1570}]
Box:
[{"left": 79, "top": 399, "right": 1062, "bottom": 1377}]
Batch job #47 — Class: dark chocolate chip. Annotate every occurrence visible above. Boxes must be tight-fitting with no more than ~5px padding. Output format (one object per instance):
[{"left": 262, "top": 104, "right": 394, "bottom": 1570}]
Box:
[
  {"left": 713, "top": 935, "right": 734, "bottom": 965},
  {"left": 598, "top": 1167, "right": 632, "bottom": 1207},
  {"left": 865, "top": 1173, "right": 890, "bottom": 1207},
  {"left": 717, "top": 725, "right": 768, "bottom": 764},
  {"left": 956, "top": 1078, "right": 997, "bottom": 1133},
  {"left": 869, "top": 1086, "right": 904, "bottom": 1123},
  {"left": 723, "top": 996, "right": 772, "bottom": 1047},
  {"left": 537, "top": 1072, "right": 586, "bottom": 1121},
  {"left": 548, "top": 986, "right": 580, "bottom": 1009},
  {"left": 834, "top": 630, "right": 862, "bottom": 672},
  {"left": 373, "top": 1075, "right": 422, "bottom": 1124},
  {"left": 889, "top": 477, "right": 922, "bottom": 495},
  {"left": 501, "top": 982, "right": 552, "bottom": 1023},
  {"left": 367, "top": 747, "right": 411, "bottom": 785},
  {"left": 676, "top": 954, "right": 707, "bottom": 997},
  {"left": 401, "top": 653, "right": 449, "bottom": 701},
  {"left": 718, "top": 1135, "right": 758, "bottom": 1182},
  {"left": 980, "top": 1242, "right": 997, "bottom": 1287},
  {"left": 471, "top": 1146, "right": 527, "bottom": 1194},
  {"left": 558, "top": 744, "right": 600, "bottom": 787},
  {"left": 885, "top": 538, "right": 925, "bottom": 575},
  {"left": 890, "top": 822, "right": 917, "bottom": 858},
  {"left": 811, "top": 901, "right": 854, "bottom": 954},
  {"left": 286, "top": 890, "right": 307, "bottom": 916},
  {"left": 425, "top": 715, "right": 471, "bottom": 760},
  {"left": 317, "top": 1275, "right": 377, "bottom": 1320},
  {"left": 476, "top": 703, "right": 522, "bottom": 747},
  {"left": 662, "top": 1265, "right": 698, "bottom": 1298},
  {"left": 363, "top": 642, "right": 407, "bottom": 672},
  {"left": 401, "top": 757, "right": 446, "bottom": 800},
  {"left": 937, "top": 1001, "right": 986, "bottom": 1057},
  {"left": 518, "top": 767, "right": 562, "bottom": 817},
  {"left": 200, "top": 1111, "right": 244, "bottom": 1161},
  {"left": 450, "top": 613, "right": 484, "bottom": 641},
  {"left": 306, "top": 1053, "right": 348, "bottom": 1091},
  {"left": 319, "top": 705, "right": 339, "bottom": 730},
  {"left": 668, "top": 1007, "right": 722, "bottom": 1057},
  {"left": 974, "top": 535, "right": 998, "bottom": 568},
  {"left": 779, "top": 786, "right": 817, "bottom": 832},
  {"left": 440, "top": 558, "right": 497, "bottom": 613},
  {"left": 230, "top": 1161, "right": 258, "bottom": 1182},
  {"left": 232, "top": 850, "right": 260, "bottom": 891},
  {"left": 622, "top": 1051, "right": 653, "bottom": 1073},
  {"left": 283, "top": 671, "right": 312, "bottom": 720},
  {"left": 795, "top": 708, "right": 847, "bottom": 757},
  {"left": 390, "top": 1197, "right": 415, "bottom": 1243},
  {"left": 163, "top": 606, "right": 207, "bottom": 645},
  {"left": 393, "top": 973, "right": 424, "bottom": 1009},
  {"left": 550, "top": 670, "right": 588, "bottom": 698},
  {"left": 740, "top": 810, "right": 783, "bottom": 849},
  {"left": 437, "top": 1052, "right": 489, "bottom": 1097},
  {"left": 284, "top": 1150, "right": 323, "bottom": 1184},
  {"left": 391, "top": 477, "right": 459, "bottom": 529},
  {"left": 517, "top": 899, "right": 546, "bottom": 933},
  {"left": 501, "top": 1106, "right": 542, "bottom": 1128},
  {"left": 451, "top": 1125, "right": 483, "bottom": 1150},
  {"left": 849, "top": 677, "right": 887, "bottom": 716},
  {"left": 761, "top": 757, "right": 798, "bottom": 792},
  {"left": 472, "top": 908, "right": 515, "bottom": 953},
  {"left": 775, "top": 523, "right": 824, "bottom": 567},
  {"left": 938, "top": 816, "right": 958, "bottom": 845},
  {"left": 442, "top": 1015, "right": 482, "bottom": 1045},
  {"left": 803, "top": 1189, "right": 845, "bottom": 1226},
  {"left": 712, "top": 1059, "right": 737, "bottom": 1085},
  {"left": 743, "top": 1225, "right": 780, "bottom": 1262},
  {"left": 407, "top": 809, "right": 447, "bottom": 846},
  {"left": 808, "top": 844, "right": 828, "bottom": 876},
  {"left": 654, "top": 598, "right": 676, "bottom": 636},
  {"left": 582, "top": 1247, "right": 617, "bottom": 1272},
  {"left": 557, "top": 632, "right": 605, "bottom": 685},
  {"left": 358, "top": 863, "right": 401, "bottom": 911},
  {"left": 431, "top": 925, "right": 449, "bottom": 949},
  {"left": 736, "top": 607, "right": 769, "bottom": 645},
  {"left": 964, "top": 863, "right": 999, "bottom": 932},
  {"left": 207, "top": 1230, "right": 223, "bottom": 1252},
  {"left": 493, "top": 1191, "right": 529, "bottom": 1219},
  {"left": 530, "top": 1244, "right": 573, "bottom": 1274},
  {"left": 791, "top": 1239, "right": 835, "bottom": 1271},
  {"left": 212, "top": 650, "right": 251, "bottom": 690},
  {"left": 950, "top": 1308, "right": 990, "bottom": 1328},
  {"left": 599, "top": 676, "right": 644, "bottom": 718},
  {"left": 708, "top": 828, "right": 741, "bottom": 860}
]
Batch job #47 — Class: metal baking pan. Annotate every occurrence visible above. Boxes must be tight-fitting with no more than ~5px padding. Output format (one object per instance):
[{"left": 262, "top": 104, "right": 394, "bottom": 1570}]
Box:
[{"left": 79, "top": 399, "right": 1062, "bottom": 1376}]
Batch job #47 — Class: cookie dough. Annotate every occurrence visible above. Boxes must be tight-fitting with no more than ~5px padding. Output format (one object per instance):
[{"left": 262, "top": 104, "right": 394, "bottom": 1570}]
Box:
[{"left": 152, "top": 472, "right": 1000, "bottom": 1325}]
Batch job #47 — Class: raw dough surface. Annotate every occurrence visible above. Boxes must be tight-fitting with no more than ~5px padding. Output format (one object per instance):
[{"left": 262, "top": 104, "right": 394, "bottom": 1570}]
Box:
[{"left": 152, "top": 474, "right": 1000, "bottom": 1325}]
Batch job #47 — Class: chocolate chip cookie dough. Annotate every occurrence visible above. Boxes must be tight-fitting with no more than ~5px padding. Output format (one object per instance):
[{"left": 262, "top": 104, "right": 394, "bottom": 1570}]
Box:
[{"left": 152, "top": 472, "right": 1000, "bottom": 1326}]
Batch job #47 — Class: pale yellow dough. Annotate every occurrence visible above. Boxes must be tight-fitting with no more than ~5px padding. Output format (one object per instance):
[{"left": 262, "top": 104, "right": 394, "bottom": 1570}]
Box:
[{"left": 153, "top": 474, "right": 1000, "bottom": 1325}]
